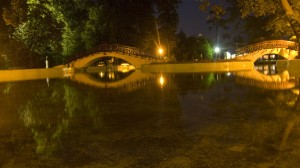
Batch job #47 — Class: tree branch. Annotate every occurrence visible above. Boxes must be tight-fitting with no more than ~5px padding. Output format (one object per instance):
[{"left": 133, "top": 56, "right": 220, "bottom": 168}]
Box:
[
  {"left": 281, "top": 0, "right": 294, "bottom": 16},
  {"left": 281, "top": 0, "right": 300, "bottom": 22}
]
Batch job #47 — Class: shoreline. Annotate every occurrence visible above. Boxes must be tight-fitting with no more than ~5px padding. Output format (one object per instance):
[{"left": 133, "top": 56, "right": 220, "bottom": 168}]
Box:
[
  {"left": 141, "top": 61, "right": 254, "bottom": 73},
  {"left": 0, "top": 61, "right": 255, "bottom": 82}
]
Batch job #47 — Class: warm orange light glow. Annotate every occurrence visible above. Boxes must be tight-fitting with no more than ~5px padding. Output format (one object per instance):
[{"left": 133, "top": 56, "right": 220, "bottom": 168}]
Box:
[
  {"left": 158, "top": 48, "right": 164, "bottom": 55},
  {"left": 99, "top": 71, "right": 104, "bottom": 78},
  {"left": 158, "top": 74, "right": 165, "bottom": 87}
]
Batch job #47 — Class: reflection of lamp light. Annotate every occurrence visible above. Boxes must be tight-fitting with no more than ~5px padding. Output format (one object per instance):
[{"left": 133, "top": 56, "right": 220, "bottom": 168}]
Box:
[
  {"left": 108, "top": 72, "right": 115, "bottom": 80},
  {"left": 158, "top": 74, "right": 165, "bottom": 87},
  {"left": 99, "top": 72, "right": 104, "bottom": 78}
]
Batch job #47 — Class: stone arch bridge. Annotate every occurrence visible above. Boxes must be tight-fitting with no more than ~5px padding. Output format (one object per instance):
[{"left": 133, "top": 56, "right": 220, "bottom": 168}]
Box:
[
  {"left": 235, "top": 40, "right": 298, "bottom": 62},
  {"left": 66, "top": 44, "right": 157, "bottom": 69}
]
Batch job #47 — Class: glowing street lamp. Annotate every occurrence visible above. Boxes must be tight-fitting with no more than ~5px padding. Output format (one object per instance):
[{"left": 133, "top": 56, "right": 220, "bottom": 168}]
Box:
[
  {"left": 157, "top": 47, "right": 164, "bottom": 61},
  {"left": 158, "top": 47, "right": 164, "bottom": 55},
  {"left": 214, "top": 46, "right": 220, "bottom": 60},
  {"left": 214, "top": 46, "right": 220, "bottom": 53}
]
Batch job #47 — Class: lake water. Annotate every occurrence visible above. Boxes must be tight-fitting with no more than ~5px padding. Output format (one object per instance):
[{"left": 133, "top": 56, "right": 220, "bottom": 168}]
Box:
[{"left": 0, "top": 66, "right": 300, "bottom": 167}]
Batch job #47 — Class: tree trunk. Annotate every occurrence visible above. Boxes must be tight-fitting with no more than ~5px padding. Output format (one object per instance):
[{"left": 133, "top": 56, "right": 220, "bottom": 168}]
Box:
[
  {"left": 281, "top": 0, "right": 295, "bottom": 16},
  {"left": 298, "top": 41, "right": 300, "bottom": 58},
  {"left": 281, "top": 0, "right": 300, "bottom": 57}
]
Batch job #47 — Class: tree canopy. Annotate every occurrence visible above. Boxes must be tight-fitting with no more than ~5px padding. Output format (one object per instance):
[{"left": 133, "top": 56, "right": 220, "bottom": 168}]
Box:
[
  {"left": 1, "top": 0, "right": 180, "bottom": 67},
  {"left": 198, "top": 0, "right": 300, "bottom": 46},
  {"left": 173, "top": 31, "right": 213, "bottom": 61}
]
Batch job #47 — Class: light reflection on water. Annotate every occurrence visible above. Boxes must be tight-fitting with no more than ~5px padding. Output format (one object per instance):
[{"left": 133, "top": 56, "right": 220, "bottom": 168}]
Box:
[
  {"left": 91, "top": 70, "right": 135, "bottom": 82},
  {"left": 255, "top": 63, "right": 278, "bottom": 75},
  {"left": 0, "top": 69, "right": 300, "bottom": 167}
]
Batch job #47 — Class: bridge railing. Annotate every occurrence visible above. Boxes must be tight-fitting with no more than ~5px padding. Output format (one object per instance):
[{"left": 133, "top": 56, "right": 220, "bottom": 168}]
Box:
[
  {"left": 236, "top": 40, "right": 298, "bottom": 55},
  {"left": 67, "top": 44, "right": 156, "bottom": 63},
  {"left": 99, "top": 44, "right": 153, "bottom": 57}
]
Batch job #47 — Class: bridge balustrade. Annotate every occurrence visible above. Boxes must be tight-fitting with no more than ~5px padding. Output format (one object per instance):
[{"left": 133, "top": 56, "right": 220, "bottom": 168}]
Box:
[
  {"left": 236, "top": 40, "right": 298, "bottom": 55},
  {"left": 68, "top": 44, "right": 155, "bottom": 63}
]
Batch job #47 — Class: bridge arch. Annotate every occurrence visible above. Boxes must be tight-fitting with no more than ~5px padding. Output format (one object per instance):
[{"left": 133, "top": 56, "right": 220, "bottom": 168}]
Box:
[
  {"left": 65, "top": 44, "right": 156, "bottom": 69},
  {"left": 71, "top": 52, "right": 153, "bottom": 69}
]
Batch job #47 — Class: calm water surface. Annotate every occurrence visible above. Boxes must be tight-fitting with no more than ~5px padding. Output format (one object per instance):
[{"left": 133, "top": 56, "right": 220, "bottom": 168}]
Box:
[{"left": 0, "top": 69, "right": 300, "bottom": 168}]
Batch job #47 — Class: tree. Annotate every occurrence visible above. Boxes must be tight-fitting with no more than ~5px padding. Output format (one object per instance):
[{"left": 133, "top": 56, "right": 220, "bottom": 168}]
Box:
[
  {"left": 173, "top": 31, "right": 213, "bottom": 61},
  {"left": 198, "top": 0, "right": 300, "bottom": 56},
  {"left": 81, "top": 5, "right": 108, "bottom": 50},
  {"left": 1, "top": 0, "right": 46, "bottom": 68},
  {"left": 154, "top": 0, "right": 181, "bottom": 58},
  {"left": 2, "top": 0, "right": 182, "bottom": 67},
  {"left": 14, "top": 0, "right": 64, "bottom": 65},
  {"left": 107, "top": 0, "right": 154, "bottom": 46},
  {"left": 2, "top": 0, "right": 65, "bottom": 65},
  {"left": 237, "top": 0, "right": 300, "bottom": 56},
  {"left": 199, "top": 0, "right": 232, "bottom": 45},
  {"left": 2, "top": 0, "right": 28, "bottom": 28},
  {"left": 3, "top": 0, "right": 97, "bottom": 65}
]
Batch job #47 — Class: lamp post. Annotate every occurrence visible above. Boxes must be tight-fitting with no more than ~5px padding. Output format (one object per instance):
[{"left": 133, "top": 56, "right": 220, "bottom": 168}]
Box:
[{"left": 45, "top": 56, "right": 49, "bottom": 68}]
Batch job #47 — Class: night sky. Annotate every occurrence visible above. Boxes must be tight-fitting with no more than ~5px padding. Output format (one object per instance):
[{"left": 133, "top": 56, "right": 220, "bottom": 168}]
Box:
[{"left": 177, "top": 0, "right": 215, "bottom": 40}]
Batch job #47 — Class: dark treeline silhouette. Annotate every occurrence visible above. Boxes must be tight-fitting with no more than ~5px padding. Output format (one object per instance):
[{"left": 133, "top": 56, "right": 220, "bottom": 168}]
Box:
[{"left": 0, "top": 0, "right": 180, "bottom": 68}]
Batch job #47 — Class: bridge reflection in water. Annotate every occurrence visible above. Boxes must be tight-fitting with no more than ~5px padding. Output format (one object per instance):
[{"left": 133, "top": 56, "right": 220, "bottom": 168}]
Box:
[
  {"left": 68, "top": 63, "right": 299, "bottom": 91},
  {"left": 235, "top": 68, "right": 297, "bottom": 90},
  {"left": 69, "top": 70, "right": 155, "bottom": 93}
]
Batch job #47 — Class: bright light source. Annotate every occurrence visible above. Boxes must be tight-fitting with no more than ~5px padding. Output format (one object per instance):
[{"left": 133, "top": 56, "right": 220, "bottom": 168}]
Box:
[
  {"left": 158, "top": 48, "right": 164, "bottom": 55},
  {"left": 214, "top": 47, "right": 220, "bottom": 53}
]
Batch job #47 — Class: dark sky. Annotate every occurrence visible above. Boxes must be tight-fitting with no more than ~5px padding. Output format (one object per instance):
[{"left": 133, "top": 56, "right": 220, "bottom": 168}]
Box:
[{"left": 177, "top": 0, "right": 215, "bottom": 39}]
